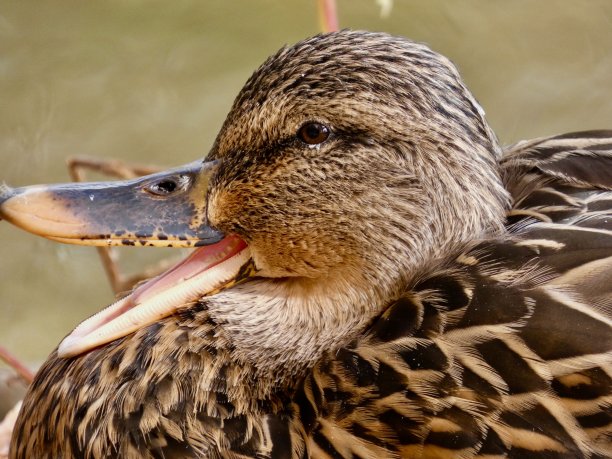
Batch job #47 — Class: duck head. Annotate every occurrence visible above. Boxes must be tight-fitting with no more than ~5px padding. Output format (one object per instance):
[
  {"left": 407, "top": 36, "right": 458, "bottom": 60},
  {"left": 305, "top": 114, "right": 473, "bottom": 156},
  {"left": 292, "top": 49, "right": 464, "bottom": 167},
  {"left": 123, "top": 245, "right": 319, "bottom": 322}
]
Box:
[{"left": 0, "top": 31, "right": 509, "bottom": 383}]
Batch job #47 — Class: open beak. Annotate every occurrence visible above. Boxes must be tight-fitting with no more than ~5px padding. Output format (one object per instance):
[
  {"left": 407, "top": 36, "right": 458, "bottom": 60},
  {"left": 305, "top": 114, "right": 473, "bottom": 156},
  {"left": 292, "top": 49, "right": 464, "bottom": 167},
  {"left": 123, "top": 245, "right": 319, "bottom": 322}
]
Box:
[{"left": 0, "top": 160, "right": 255, "bottom": 358}]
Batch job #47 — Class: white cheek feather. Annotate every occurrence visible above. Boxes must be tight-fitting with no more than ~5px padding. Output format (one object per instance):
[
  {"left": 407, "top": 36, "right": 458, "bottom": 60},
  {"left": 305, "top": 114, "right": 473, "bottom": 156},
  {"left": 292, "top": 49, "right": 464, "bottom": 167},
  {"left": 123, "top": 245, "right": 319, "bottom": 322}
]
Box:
[{"left": 206, "top": 277, "right": 378, "bottom": 376}]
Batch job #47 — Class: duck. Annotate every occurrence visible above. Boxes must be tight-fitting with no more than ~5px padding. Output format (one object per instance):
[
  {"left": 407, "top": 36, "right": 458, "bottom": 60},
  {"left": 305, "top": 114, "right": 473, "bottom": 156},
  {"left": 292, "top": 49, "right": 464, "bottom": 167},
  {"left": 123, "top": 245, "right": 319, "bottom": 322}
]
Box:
[{"left": 0, "top": 30, "right": 610, "bottom": 458}]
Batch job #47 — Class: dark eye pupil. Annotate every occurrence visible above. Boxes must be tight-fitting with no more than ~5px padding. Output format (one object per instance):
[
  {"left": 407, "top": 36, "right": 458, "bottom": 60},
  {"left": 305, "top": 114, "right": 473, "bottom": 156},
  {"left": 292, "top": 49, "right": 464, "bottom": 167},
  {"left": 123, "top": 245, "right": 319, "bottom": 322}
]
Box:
[
  {"left": 305, "top": 124, "right": 322, "bottom": 139},
  {"left": 298, "top": 122, "right": 330, "bottom": 145}
]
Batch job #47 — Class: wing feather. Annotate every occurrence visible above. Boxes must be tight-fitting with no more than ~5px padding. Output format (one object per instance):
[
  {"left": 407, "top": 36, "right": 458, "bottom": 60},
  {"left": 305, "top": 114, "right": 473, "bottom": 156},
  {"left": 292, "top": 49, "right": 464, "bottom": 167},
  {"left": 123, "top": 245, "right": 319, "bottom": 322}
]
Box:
[{"left": 299, "top": 131, "right": 612, "bottom": 458}]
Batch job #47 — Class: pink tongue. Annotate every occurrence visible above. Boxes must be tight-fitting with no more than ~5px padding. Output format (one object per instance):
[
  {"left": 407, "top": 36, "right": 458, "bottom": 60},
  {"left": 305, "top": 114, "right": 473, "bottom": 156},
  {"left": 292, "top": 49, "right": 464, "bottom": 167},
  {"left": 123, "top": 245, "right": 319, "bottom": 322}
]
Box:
[
  {"left": 58, "top": 234, "right": 250, "bottom": 357},
  {"left": 131, "top": 234, "right": 247, "bottom": 305}
]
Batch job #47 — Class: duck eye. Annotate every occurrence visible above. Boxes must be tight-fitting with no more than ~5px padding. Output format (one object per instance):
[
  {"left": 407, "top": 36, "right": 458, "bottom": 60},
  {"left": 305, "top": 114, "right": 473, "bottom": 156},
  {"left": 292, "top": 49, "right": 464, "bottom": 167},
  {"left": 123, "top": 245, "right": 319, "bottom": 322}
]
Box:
[
  {"left": 297, "top": 122, "right": 330, "bottom": 145},
  {"left": 145, "top": 175, "right": 189, "bottom": 196}
]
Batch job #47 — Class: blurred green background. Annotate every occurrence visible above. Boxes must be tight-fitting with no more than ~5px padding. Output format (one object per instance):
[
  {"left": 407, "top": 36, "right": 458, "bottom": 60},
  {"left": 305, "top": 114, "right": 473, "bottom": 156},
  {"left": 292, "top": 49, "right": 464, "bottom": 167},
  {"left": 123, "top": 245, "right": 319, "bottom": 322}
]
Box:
[{"left": 0, "top": 0, "right": 611, "bottom": 369}]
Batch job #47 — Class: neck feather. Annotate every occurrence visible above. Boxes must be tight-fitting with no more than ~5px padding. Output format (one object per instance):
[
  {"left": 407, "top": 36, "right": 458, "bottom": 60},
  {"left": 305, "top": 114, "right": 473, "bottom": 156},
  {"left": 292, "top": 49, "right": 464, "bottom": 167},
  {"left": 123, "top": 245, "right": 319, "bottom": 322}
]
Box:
[{"left": 205, "top": 274, "right": 387, "bottom": 384}]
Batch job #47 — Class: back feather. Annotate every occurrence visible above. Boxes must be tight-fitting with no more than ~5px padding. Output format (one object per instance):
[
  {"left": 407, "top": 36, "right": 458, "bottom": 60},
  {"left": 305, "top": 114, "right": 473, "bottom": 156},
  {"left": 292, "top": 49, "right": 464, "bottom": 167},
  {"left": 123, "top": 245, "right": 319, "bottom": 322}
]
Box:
[{"left": 283, "top": 131, "right": 612, "bottom": 459}]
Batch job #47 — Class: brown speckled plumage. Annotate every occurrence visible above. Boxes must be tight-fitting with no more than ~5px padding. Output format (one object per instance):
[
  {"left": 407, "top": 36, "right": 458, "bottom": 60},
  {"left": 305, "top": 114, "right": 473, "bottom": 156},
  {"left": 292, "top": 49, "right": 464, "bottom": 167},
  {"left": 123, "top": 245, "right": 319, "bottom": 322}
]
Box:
[{"left": 8, "top": 31, "right": 612, "bottom": 458}]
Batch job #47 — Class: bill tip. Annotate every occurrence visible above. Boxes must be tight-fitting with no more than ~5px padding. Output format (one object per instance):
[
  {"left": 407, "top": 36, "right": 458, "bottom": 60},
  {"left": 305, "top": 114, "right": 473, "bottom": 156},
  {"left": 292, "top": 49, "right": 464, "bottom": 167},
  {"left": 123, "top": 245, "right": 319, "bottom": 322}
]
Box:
[
  {"left": 0, "top": 183, "right": 15, "bottom": 220},
  {"left": 57, "top": 337, "right": 80, "bottom": 359},
  {"left": 0, "top": 183, "right": 14, "bottom": 205}
]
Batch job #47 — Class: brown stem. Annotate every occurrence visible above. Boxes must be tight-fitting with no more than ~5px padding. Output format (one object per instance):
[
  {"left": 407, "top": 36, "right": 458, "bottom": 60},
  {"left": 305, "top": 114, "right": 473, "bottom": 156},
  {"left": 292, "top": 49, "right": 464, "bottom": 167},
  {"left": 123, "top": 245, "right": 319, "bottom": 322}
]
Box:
[
  {"left": 0, "top": 346, "right": 34, "bottom": 385},
  {"left": 317, "top": 0, "right": 339, "bottom": 33}
]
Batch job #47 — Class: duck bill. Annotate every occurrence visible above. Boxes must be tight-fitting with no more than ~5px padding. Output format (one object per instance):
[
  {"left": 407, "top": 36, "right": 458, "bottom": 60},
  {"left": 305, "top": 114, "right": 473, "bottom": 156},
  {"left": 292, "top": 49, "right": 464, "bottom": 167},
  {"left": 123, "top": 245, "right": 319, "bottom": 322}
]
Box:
[
  {"left": 0, "top": 161, "right": 222, "bottom": 248},
  {"left": 0, "top": 160, "right": 255, "bottom": 358}
]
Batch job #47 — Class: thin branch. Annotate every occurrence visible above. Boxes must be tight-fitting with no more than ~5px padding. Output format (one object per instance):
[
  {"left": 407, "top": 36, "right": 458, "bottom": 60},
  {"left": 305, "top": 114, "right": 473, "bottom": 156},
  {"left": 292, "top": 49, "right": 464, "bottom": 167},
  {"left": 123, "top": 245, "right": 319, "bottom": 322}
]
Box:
[
  {"left": 0, "top": 346, "right": 33, "bottom": 384},
  {"left": 317, "top": 0, "right": 339, "bottom": 33}
]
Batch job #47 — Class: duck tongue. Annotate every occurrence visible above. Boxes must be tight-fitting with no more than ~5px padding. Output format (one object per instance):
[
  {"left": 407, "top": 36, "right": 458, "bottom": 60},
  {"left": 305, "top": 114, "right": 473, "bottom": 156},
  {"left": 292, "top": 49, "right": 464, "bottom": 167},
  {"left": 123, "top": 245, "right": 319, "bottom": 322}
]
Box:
[{"left": 58, "top": 235, "right": 250, "bottom": 358}]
